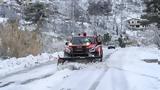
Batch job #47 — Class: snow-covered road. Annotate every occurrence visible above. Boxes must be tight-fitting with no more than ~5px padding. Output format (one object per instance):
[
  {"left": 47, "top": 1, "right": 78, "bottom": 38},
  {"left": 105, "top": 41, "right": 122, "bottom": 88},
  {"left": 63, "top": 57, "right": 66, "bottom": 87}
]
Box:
[{"left": 0, "top": 47, "right": 160, "bottom": 90}]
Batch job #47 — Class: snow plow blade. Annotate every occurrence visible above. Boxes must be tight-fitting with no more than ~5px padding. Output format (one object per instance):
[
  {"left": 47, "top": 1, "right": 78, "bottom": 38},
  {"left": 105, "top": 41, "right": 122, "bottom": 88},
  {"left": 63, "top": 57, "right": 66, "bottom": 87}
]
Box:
[{"left": 57, "top": 56, "right": 102, "bottom": 65}]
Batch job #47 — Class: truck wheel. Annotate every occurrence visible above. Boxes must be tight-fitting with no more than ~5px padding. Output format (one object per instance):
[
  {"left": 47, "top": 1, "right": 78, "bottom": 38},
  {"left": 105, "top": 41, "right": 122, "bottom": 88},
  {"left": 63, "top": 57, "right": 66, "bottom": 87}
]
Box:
[
  {"left": 99, "top": 57, "right": 103, "bottom": 62},
  {"left": 95, "top": 53, "right": 103, "bottom": 62}
]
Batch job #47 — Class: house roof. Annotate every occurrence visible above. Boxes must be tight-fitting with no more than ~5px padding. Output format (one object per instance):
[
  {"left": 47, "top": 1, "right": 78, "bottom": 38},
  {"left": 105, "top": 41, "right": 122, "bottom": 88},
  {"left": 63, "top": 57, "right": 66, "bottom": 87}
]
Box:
[{"left": 128, "top": 18, "right": 148, "bottom": 21}]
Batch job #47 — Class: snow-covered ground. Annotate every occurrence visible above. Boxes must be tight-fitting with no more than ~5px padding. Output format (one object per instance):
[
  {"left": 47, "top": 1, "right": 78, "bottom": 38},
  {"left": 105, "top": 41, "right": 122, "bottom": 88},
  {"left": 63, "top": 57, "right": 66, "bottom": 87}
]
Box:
[{"left": 0, "top": 46, "right": 160, "bottom": 90}]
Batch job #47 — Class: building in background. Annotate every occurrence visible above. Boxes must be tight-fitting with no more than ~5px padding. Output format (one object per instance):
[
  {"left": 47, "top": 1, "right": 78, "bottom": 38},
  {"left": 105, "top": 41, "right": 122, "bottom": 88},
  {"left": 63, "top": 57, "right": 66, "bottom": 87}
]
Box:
[{"left": 126, "top": 18, "right": 148, "bottom": 30}]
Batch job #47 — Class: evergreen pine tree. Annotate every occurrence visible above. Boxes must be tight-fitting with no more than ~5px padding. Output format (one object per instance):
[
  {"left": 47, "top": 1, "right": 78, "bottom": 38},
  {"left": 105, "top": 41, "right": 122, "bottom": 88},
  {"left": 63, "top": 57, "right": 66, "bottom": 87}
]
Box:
[
  {"left": 103, "top": 33, "right": 111, "bottom": 44},
  {"left": 142, "top": 0, "right": 160, "bottom": 28}
]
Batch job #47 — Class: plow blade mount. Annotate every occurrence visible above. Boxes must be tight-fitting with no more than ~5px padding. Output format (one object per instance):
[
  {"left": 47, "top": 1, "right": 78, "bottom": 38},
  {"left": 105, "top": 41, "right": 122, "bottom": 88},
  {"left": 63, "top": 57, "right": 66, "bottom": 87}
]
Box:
[{"left": 58, "top": 56, "right": 102, "bottom": 64}]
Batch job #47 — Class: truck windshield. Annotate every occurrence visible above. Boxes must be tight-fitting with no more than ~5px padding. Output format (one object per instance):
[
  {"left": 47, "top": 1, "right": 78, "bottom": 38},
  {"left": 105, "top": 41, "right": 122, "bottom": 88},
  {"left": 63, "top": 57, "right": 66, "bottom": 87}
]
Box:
[{"left": 71, "top": 37, "right": 95, "bottom": 45}]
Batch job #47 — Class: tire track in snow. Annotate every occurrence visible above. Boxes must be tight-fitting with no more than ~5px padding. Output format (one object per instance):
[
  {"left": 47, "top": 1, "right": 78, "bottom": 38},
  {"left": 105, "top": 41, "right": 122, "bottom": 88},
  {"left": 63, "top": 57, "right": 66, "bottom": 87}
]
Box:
[
  {"left": 0, "top": 61, "right": 55, "bottom": 80},
  {"left": 0, "top": 64, "right": 57, "bottom": 88},
  {"left": 88, "top": 68, "right": 108, "bottom": 90},
  {"left": 20, "top": 73, "right": 53, "bottom": 84},
  {"left": 0, "top": 82, "right": 15, "bottom": 88},
  {"left": 0, "top": 73, "right": 54, "bottom": 88},
  {"left": 88, "top": 49, "right": 118, "bottom": 90}
]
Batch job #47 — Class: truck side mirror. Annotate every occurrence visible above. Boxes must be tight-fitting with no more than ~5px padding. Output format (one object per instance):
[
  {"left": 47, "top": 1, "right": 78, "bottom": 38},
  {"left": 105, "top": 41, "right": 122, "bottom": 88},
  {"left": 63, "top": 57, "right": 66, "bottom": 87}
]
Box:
[{"left": 65, "top": 42, "right": 69, "bottom": 45}]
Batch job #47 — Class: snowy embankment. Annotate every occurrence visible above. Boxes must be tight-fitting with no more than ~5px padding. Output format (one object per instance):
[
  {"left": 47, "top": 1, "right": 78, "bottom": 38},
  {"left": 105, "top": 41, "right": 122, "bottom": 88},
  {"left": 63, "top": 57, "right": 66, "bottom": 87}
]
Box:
[{"left": 0, "top": 52, "right": 63, "bottom": 79}]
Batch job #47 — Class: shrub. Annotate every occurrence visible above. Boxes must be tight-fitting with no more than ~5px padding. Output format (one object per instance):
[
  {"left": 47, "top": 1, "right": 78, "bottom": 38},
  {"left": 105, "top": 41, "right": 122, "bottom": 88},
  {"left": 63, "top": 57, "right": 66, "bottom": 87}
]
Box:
[{"left": 0, "top": 21, "right": 42, "bottom": 58}]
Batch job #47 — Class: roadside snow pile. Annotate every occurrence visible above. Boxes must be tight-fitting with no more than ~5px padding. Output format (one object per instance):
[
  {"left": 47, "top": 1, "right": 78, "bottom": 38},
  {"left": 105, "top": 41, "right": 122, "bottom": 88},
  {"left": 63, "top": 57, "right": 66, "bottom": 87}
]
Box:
[
  {"left": 57, "top": 63, "right": 86, "bottom": 71},
  {"left": 57, "top": 62, "right": 108, "bottom": 71},
  {"left": 0, "top": 52, "right": 63, "bottom": 78}
]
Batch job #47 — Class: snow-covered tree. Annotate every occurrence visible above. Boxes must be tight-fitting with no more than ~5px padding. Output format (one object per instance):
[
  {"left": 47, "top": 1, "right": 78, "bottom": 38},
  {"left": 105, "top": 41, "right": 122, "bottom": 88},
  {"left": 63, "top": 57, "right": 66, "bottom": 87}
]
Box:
[
  {"left": 23, "top": 2, "right": 58, "bottom": 32},
  {"left": 23, "top": 2, "right": 47, "bottom": 32},
  {"left": 87, "top": 0, "right": 112, "bottom": 16}
]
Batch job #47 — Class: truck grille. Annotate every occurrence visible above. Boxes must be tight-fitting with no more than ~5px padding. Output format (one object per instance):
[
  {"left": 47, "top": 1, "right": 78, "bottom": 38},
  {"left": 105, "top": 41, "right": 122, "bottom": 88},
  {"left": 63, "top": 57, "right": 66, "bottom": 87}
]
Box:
[{"left": 72, "top": 46, "right": 88, "bottom": 56}]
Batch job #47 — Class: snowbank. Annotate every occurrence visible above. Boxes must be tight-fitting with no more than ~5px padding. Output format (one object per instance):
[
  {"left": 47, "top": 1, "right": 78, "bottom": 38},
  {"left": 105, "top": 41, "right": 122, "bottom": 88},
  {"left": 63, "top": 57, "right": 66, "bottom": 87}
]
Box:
[{"left": 0, "top": 52, "right": 63, "bottom": 78}]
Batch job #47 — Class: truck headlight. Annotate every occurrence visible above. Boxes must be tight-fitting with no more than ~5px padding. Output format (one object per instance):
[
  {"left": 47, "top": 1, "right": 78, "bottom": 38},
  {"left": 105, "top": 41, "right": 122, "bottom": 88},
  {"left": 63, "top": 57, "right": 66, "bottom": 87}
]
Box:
[{"left": 86, "top": 42, "right": 90, "bottom": 46}]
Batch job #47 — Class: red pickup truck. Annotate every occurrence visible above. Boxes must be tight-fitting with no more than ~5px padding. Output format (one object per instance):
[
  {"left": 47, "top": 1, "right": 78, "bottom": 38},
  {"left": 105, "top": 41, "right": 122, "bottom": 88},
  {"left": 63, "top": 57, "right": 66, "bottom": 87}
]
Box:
[{"left": 58, "top": 33, "right": 103, "bottom": 64}]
